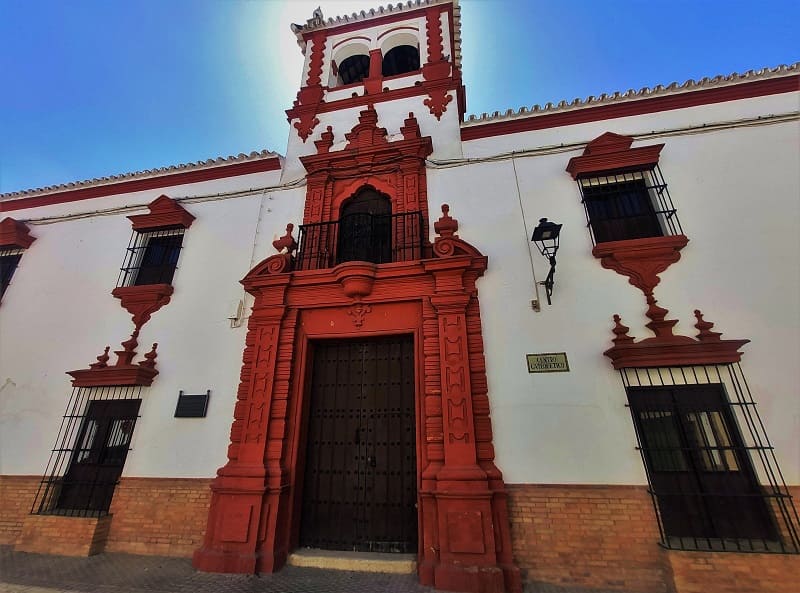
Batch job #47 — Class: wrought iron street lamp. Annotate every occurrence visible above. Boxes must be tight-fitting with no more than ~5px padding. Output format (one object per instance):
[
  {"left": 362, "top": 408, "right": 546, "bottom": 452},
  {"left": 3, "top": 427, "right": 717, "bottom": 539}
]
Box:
[{"left": 531, "top": 218, "right": 562, "bottom": 305}]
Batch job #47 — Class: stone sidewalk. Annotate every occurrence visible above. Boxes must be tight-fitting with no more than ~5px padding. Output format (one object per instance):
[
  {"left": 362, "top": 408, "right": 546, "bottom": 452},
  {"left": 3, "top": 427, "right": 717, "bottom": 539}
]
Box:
[{"left": 0, "top": 546, "right": 637, "bottom": 593}]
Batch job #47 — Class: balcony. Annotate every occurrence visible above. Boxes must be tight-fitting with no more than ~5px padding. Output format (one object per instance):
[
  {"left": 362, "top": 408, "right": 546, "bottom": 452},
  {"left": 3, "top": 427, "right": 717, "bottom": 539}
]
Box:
[{"left": 296, "top": 211, "right": 425, "bottom": 271}]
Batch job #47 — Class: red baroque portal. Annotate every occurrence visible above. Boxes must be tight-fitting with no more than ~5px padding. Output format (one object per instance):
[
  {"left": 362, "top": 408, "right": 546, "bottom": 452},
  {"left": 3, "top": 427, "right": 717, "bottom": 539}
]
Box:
[{"left": 194, "top": 108, "right": 520, "bottom": 593}]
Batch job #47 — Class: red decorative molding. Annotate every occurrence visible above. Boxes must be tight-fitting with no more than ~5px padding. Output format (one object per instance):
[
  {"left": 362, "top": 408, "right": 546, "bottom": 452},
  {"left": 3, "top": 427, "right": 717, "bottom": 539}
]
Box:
[
  {"left": 299, "top": 107, "right": 433, "bottom": 241},
  {"left": 592, "top": 235, "right": 689, "bottom": 301},
  {"left": 286, "top": 78, "right": 462, "bottom": 123},
  {"left": 424, "top": 86, "right": 454, "bottom": 120},
  {"left": 462, "top": 75, "right": 800, "bottom": 141},
  {"left": 566, "top": 132, "right": 664, "bottom": 178},
  {"left": 0, "top": 217, "right": 35, "bottom": 248},
  {"left": 127, "top": 195, "right": 195, "bottom": 231},
  {"left": 604, "top": 310, "right": 749, "bottom": 369},
  {"left": 425, "top": 7, "right": 444, "bottom": 64},
  {"left": 68, "top": 332, "right": 159, "bottom": 387},
  {"left": 305, "top": 31, "right": 326, "bottom": 87},
  {"left": 293, "top": 111, "right": 321, "bottom": 143},
  {"left": 0, "top": 158, "right": 281, "bottom": 213},
  {"left": 194, "top": 195, "right": 519, "bottom": 591},
  {"left": 112, "top": 284, "right": 174, "bottom": 330}
]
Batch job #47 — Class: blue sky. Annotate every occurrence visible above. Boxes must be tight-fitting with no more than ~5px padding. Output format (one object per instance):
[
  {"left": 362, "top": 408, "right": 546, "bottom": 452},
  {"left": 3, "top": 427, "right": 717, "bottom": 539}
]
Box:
[{"left": 1, "top": 0, "right": 797, "bottom": 194}]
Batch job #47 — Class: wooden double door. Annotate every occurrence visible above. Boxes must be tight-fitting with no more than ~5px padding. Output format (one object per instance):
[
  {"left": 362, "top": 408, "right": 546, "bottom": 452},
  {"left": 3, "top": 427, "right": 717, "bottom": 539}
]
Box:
[{"left": 299, "top": 336, "right": 417, "bottom": 553}]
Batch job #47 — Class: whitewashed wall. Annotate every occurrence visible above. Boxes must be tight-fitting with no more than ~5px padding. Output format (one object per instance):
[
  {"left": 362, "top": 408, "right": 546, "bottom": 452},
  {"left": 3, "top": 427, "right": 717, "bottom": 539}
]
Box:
[
  {"left": 443, "top": 90, "right": 800, "bottom": 484},
  {"left": 0, "top": 168, "right": 306, "bottom": 478},
  {"left": 1, "top": 88, "right": 797, "bottom": 490}
]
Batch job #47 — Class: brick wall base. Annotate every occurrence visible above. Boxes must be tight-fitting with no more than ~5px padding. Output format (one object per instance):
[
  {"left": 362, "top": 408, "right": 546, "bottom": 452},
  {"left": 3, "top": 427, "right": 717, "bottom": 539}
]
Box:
[
  {"left": 15, "top": 513, "right": 112, "bottom": 556},
  {"left": 3, "top": 475, "right": 799, "bottom": 593},
  {"left": 665, "top": 550, "right": 800, "bottom": 593},
  {"left": 507, "top": 484, "right": 800, "bottom": 593},
  {"left": 105, "top": 477, "right": 212, "bottom": 557},
  {"left": 0, "top": 475, "right": 40, "bottom": 545},
  {"left": 507, "top": 484, "right": 668, "bottom": 593}
]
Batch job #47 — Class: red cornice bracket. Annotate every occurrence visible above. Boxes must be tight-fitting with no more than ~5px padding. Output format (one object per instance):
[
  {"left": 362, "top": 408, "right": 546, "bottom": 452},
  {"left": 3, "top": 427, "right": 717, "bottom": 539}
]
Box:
[
  {"left": 112, "top": 284, "right": 175, "bottom": 329},
  {"left": 566, "top": 132, "right": 664, "bottom": 179},
  {"left": 592, "top": 235, "right": 689, "bottom": 298},
  {"left": 127, "top": 195, "right": 195, "bottom": 231},
  {"left": 0, "top": 217, "right": 35, "bottom": 248}
]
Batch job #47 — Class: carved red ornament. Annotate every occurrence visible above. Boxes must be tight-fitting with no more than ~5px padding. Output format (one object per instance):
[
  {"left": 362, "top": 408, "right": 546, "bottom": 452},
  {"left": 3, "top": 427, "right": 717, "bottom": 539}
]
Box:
[
  {"left": 423, "top": 86, "right": 453, "bottom": 120},
  {"left": 272, "top": 224, "right": 298, "bottom": 255},
  {"left": 112, "top": 284, "right": 174, "bottom": 330},
  {"left": 299, "top": 107, "right": 433, "bottom": 240},
  {"left": 0, "top": 217, "right": 35, "bottom": 248},
  {"left": 68, "top": 332, "right": 159, "bottom": 387},
  {"left": 314, "top": 126, "right": 334, "bottom": 154},
  {"left": 344, "top": 104, "right": 388, "bottom": 149},
  {"left": 293, "top": 111, "right": 321, "bottom": 143},
  {"left": 604, "top": 310, "right": 749, "bottom": 369},
  {"left": 335, "top": 261, "right": 377, "bottom": 299},
  {"left": 127, "top": 195, "right": 195, "bottom": 231},
  {"left": 305, "top": 32, "right": 326, "bottom": 87},
  {"left": 347, "top": 302, "right": 372, "bottom": 327},
  {"left": 592, "top": 235, "right": 689, "bottom": 301}
]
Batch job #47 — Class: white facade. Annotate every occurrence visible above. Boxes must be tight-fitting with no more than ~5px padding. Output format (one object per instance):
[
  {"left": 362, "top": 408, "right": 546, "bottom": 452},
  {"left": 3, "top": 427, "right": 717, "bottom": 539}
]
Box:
[{"left": 0, "top": 3, "right": 798, "bottom": 590}]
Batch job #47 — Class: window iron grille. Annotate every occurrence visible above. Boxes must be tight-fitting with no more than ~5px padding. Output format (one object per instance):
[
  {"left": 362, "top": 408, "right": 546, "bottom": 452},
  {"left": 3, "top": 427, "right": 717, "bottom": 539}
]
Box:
[
  {"left": 0, "top": 247, "right": 24, "bottom": 298},
  {"left": 117, "top": 229, "right": 184, "bottom": 287},
  {"left": 296, "top": 210, "right": 425, "bottom": 271},
  {"left": 32, "top": 386, "right": 143, "bottom": 517},
  {"left": 578, "top": 166, "right": 682, "bottom": 245},
  {"left": 621, "top": 364, "right": 799, "bottom": 553}
]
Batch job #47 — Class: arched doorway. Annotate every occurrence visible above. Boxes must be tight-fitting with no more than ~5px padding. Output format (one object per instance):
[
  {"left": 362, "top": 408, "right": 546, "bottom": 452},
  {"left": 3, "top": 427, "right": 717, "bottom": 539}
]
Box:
[{"left": 336, "top": 188, "right": 392, "bottom": 265}]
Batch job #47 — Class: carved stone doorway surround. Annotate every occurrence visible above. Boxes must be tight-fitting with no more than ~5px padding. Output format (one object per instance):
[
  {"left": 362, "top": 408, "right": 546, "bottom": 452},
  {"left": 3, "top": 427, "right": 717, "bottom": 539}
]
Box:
[
  {"left": 193, "top": 214, "right": 520, "bottom": 593},
  {"left": 194, "top": 105, "right": 520, "bottom": 593}
]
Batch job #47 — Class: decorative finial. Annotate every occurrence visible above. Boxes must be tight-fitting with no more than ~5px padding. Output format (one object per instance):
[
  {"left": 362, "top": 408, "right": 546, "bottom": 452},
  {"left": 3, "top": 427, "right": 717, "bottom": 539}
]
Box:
[
  {"left": 115, "top": 329, "right": 140, "bottom": 367},
  {"left": 694, "top": 310, "right": 722, "bottom": 342},
  {"left": 314, "top": 125, "right": 334, "bottom": 153},
  {"left": 89, "top": 346, "right": 111, "bottom": 369},
  {"left": 140, "top": 343, "right": 159, "bottom": 369},
  {"left": 400, "top": 112, "right": 421, "bottom": 140},
  {"left": 272, "top": 223, "right": 298, "bottom": 254},
  {"left": 611, "top": 314, "right": 635, "bottom": 345},
  {"left": 434, "top": 204, "right": 458, "bottom": 237}
]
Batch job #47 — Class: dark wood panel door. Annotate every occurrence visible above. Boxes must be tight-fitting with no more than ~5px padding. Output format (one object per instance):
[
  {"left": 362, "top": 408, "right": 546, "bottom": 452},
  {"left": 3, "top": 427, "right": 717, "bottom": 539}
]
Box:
[{"left": 300, "top": 336, "right": 417, "bottom": 553}]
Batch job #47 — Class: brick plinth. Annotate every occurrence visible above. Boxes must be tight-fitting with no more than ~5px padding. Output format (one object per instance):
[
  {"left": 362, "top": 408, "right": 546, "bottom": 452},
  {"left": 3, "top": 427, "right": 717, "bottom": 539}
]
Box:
[
  {"left": 507, "top": 484, "right": 668, "bottom": 593},
  {"left": 15, "top": 513, "right": 112, "bottom": 556},
  {"left": 0, "top": 475, "right": 39, "bottom": 544},
  {"left": 666, "top": 550, "right": 800, "bottom": 593},
  {"left": 105, "top": 477, "right": 212, "bottom": 557}
]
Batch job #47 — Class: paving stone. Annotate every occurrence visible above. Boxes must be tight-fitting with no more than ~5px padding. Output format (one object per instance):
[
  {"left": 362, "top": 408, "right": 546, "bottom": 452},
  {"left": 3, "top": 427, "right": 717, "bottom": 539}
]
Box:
[{"left": 0, "top": 546, "right": 646, "bottom": 593}]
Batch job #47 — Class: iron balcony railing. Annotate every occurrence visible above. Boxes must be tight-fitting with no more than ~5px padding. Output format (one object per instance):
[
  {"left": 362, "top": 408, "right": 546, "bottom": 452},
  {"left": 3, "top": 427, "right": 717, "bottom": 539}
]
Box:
[
  {"left": 578, "top": 166, "right": 682, "bottom": 245},
  {"left": 296, "top": 210, "right": 425, "bottom": 271}
]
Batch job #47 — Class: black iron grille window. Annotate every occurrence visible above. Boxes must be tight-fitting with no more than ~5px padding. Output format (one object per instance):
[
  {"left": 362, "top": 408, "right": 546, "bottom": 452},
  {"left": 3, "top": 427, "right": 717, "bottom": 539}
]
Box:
[
  {"left": 0, "top": 248, "right": 23, "bottom": 298},
  {"left": 117, "top": 229, "right": 184, "bottom": 287},
  {"left": 621, "top": 365, "right": 799, "bottom": 553},
  {"left": 296, "top": 211, "right": 425, "bottom": 271},
  {"left": 578, "top": 167, "right": 682, "bottom": 244},
  {"left": 32, "top": 386, "right": 142, "bottom": 517}
]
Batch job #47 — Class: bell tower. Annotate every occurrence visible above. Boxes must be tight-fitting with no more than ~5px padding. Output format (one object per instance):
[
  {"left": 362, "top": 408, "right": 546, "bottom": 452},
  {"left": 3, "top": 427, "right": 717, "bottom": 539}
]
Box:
[{"left": 281, "top": 0, "right": 466, "bottom": 181}]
